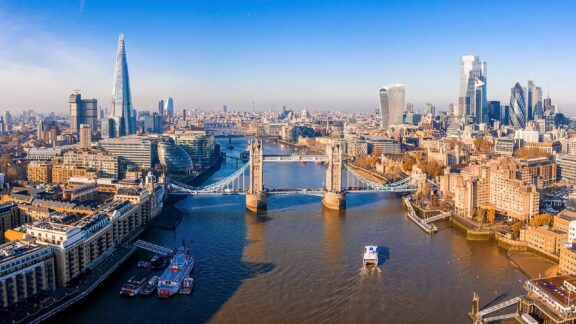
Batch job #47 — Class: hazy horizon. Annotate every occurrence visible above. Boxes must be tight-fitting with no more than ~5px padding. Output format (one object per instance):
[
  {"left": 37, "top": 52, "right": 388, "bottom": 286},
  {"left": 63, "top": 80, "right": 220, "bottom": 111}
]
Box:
[{"left": 1, "top": 0, "right": 575, "bottom": 114}]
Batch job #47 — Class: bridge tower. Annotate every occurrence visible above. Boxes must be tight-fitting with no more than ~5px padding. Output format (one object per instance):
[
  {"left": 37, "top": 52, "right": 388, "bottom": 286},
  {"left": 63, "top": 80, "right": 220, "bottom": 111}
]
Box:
[
  {"left": 246, "top": 140, "right": 267, "bottom": 212},
  {"left": 322, "top": 141, "right": 346, "bottom": 210}
]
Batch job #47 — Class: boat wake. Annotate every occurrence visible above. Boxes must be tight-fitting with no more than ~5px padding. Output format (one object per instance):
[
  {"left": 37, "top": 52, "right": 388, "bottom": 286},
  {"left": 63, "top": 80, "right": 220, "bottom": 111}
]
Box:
[{"left": 359, "top": 266, "right": 381, "bottom": 276}]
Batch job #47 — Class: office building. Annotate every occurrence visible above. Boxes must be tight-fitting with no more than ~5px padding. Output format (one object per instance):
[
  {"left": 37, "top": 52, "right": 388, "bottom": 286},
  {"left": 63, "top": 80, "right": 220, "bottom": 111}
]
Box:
[
  {"left": 69, "top": 93, "right": 97, "bottom": 133},
  {"left": 111, "top": 34, "right": 135, "bottom": 136},
  {"left": 366, "top": 137, "right": 401, "bottom": 155},
  {"left": 526, "top": 80, "right": 543, "bottom": 121},
  {"left": 510, "top": 82, "right": 527, "bottom": 128},
  {"left": 556, "top": 154, "right": 576, "bottom": 183},
  {"left": 379, "top": 84, "right": 405, "bottom": 130},
  {"left": 406, "top": 103, "right": 414, "bottom": 114},
  {"left": 164, "top": 97, "right": 174, "bottom": 117},
  {"left": 158, "top": 138, "right": 193, "bottom": 174},
  {"left": 158, "top": 99, "right": 164, "bottom": 116},
  {"left": 458, "top": 55, "right": 487, "bottom": 122},
  {"left": 79, "top": 124, "right": 91, "bottom": 149},
  {"left": 223, "top": 105, "right": 228, "bottom": 113},
  {"left": 488, "top": 101, "right": 501, "bottom": 122},
  {"left": 101, "top": 117, "right": 115, "bottom": 139},
  {"left": 425, "top": 103, "right": 435, "bottom": 116},
  {"left": 100, "top": 136, "right": 159, "bottom": 169},
  {"left": 175, "top": 134, "right": 220, "bottom": 164},
  {"left": 0, "top": 241, "right": 56, "bottom": 308}
]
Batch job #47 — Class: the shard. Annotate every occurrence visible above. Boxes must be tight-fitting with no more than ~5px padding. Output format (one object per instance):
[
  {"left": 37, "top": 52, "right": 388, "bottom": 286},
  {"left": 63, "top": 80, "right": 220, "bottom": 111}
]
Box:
[{"left": 111, "top": 33, "right": 134, "bottom": 136}]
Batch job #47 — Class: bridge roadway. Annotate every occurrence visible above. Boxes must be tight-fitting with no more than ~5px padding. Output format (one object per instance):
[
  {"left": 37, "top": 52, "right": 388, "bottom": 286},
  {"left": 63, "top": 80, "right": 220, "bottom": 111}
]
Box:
[
  {"left": 169, "top": 187, "right": 416, "bottom": 196},
  {"left": 262, "top": 155, "right": 329, "bottom": 162}
]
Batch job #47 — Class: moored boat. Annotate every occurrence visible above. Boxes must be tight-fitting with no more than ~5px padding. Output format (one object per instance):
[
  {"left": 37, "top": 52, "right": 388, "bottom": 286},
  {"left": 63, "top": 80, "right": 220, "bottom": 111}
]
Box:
[
  {"left": 120, "top": 275, "right": 147, "bottom": 296},
  {"left": 140, "top": 275, "right": 159, "bottom": 295},
  {"left": 137, "top": 261, "right": 150, "bottom": 269},
  {"left": 179, "top": 277, "right": 194, "bottom": 295},
  {"left": 157, "top": 241, "right": 195, "bottom": 298},
  {"left": 150, "top": 255, "right": 169, "bottom": 270}
]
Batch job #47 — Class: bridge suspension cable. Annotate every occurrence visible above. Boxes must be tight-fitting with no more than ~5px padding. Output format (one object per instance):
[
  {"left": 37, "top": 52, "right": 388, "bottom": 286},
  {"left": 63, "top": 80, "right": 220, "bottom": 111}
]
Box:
[{"left": 170, "top": 162, "right": 249, "bottom": 194}]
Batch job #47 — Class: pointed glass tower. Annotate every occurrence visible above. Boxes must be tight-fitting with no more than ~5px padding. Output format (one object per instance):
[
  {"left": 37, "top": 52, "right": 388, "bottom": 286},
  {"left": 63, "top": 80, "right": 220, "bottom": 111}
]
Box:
[{"left": 111, "top": 33, "right": 134, "bottom": 136}]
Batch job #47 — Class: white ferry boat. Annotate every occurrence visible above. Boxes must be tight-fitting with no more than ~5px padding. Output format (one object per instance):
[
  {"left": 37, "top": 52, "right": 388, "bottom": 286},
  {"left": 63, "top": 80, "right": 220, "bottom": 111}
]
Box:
[
  {"left": 363, "top": 245, "right": 378, "bottom": 268},
  {"left": 157, "top": 242, "right": 195, "bottom": 298}
]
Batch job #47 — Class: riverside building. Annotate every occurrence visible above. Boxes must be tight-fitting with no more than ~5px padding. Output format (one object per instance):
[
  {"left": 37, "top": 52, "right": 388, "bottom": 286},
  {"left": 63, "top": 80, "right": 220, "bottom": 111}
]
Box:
[{"left": 0, "top": 241, "right": 56, "bottom": 308}]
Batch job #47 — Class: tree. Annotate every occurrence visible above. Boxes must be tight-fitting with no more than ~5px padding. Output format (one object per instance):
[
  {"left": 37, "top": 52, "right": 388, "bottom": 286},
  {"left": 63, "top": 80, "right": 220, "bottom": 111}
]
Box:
[
  {"left": 511, "top": 221, "right": 522, "bottom": 240},
  {"left": 402, "top": 154, "right": 416, "bottom": 172},
  {"left": 487, "top": 208, "right": 496, "bottom": 223},
  {"left": 514, "top": 147, "right": 551, "bottom": 159},
  {"left": 529, "top": 213, "right": 554, "bottom": 227},
  {"left": 0, "top": 154, "right": 11, "bottom": 165},
  {"left": 473, "top": 137, "right": 491, "bottom": 154}
]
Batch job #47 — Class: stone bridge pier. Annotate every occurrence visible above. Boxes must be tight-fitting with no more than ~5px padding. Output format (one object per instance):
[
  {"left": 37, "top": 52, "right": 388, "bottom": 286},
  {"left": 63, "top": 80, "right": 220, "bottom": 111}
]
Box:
[
  {"left": 322, "top": 142, "right": 346, "bottom": 210},
  {"left": 246, "top": 140, "right": 267, "bottom": 212}
]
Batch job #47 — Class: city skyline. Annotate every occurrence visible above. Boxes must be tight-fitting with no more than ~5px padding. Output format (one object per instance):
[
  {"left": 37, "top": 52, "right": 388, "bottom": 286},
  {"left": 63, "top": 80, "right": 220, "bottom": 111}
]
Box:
[{"left": 0, "top": 1, "right": 575, "bottom": 113}]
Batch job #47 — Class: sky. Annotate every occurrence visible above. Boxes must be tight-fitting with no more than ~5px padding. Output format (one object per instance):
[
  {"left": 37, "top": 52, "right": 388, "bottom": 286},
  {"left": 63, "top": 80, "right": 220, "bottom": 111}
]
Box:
[{"left": 0, "top": 0, "right": 575, "bottom": 114}]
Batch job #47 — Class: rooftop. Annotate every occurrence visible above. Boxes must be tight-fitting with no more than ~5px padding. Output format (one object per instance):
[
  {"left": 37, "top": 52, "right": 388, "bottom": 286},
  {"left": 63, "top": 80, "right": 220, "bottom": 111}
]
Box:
[
  {"left": 0, "top": 240, "right": 47, "bottom": 265},
  {"left": 528, "top": 275, "right": 576, "bottom": 308}
]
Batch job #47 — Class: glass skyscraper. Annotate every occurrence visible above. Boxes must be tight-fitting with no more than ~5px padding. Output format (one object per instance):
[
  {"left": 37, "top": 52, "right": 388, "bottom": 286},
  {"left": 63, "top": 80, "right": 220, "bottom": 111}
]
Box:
[
  {"left": 111, "top": 34, "right": 135, "bottom": 136},
  {"left": 526, "top": 80, "right": 543, "bottom": 121},
  {"left": 458, "top": 55, "right": 487, "bottom": 123},
  {"left": 164, "top": 97, "right": 174, "bottom": 117},
  {"left": 378, "top": 84, "right": 405, "bottom": 130},
  {"left": 510, "top": 82, "right": 526, "bottom": 128}
]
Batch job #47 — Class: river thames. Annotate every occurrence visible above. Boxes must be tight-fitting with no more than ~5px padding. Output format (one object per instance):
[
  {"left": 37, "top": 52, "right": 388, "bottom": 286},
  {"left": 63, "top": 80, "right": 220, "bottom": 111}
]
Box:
[{"left": 54, "top": 138, "right": 527, "bottom": 323}]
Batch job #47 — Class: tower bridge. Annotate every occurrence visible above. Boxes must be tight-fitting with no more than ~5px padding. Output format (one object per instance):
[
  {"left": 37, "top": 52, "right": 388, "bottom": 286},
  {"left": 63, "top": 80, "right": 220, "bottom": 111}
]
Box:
[{"left": 168, "top": 140, "right": 429, "bottom": 212}]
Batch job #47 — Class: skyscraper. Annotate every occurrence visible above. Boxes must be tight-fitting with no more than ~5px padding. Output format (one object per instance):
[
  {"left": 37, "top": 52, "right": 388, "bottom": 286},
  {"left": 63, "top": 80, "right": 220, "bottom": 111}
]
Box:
[
  {"left": 378, "top": 84, "right": 405, "bottom": 130},
  {"left": 37, "top": 119, "right": 44, "bottom": 137},
  {"left": 425, "top": 103, "right": 435, "bottom": 116},
  {"left": 406, "top": 103, "right": 414, "bottom": 114},
  {"left": 69, "top": 93, "right": 97, "bottom": 133},
  {"left": 111, "top": 34, "right": 134, "bottom": 136},
  {"left": 458, "top": 55, "right": 487, "bottom": 122},
  {"left": 510, "top": 83, "right": 526, "bottom": 128},
  {"left": 526, "top": 80, "right": 543, "bottom": 121},
  {"left": 488, "top": 101, "right": 501, "bottom": 122},
  {"left": 158, "top": 99, "right": 164, "bottom": 116},
  {"left": 164, "top": 97, "right": 174, "bottom": 117}
]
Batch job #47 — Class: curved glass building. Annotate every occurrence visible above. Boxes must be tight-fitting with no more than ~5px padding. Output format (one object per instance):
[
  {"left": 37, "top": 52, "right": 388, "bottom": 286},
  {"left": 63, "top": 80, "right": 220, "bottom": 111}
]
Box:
[
  {"left": 175, "top": 135, "right": 221, "bottom": 164},
  {"left": 510, "top": 82, "right": 526, "bottom": 128},
  {"left": 158, "top": 138, "right": 193, "bottom": 174}
]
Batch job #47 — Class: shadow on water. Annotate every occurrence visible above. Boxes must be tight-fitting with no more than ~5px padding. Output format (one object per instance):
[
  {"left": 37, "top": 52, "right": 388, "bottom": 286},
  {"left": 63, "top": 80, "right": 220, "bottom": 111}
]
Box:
[
  {"left": 377, "top": 246, "right": 391, "bottom": 266},
  {"left": 346, "top": 192, "right": 404, "bottom": 209},
  {"left": 50, "top": 196, "right": 276, "bottom": 324},
  {"left": 481, "top": 292, "right": 510, "bottom": 309}
]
